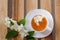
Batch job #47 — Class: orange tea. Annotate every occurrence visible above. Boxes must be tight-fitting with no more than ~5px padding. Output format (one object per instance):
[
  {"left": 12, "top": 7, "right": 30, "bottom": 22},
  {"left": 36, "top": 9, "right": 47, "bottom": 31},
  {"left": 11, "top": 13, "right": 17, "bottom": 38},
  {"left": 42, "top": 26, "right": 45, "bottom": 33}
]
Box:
[{"left": 31, "top": 15, "right": 47, "bottom": 31}]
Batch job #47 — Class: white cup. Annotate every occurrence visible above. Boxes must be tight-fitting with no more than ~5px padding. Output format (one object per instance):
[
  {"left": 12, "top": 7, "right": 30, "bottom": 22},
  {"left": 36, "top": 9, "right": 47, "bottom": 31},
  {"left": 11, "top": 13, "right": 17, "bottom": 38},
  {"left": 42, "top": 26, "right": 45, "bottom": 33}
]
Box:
[{"left": 32, "top": 16, "right": 52, "bottom": 33}]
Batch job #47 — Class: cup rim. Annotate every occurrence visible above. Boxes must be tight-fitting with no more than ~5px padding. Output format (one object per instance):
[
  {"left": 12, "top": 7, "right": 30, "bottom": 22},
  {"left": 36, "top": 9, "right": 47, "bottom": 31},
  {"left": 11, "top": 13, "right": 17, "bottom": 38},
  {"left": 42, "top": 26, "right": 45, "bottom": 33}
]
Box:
[{"left": 31, "top": 14, "right": 49, "bottom": 33}]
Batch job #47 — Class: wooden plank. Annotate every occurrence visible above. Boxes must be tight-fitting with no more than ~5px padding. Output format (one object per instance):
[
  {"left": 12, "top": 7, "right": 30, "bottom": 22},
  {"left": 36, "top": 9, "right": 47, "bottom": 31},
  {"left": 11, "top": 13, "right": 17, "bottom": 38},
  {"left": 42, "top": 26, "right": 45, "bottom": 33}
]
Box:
[
  {"left": 40, "top": 0, "right": 52, "bottom": 12},
  {"left": 40, "top": 0, "right": 53, "bottom": 40},
  {"left": 55, "top": 0, "right": 60, "bottom": 40},
  {"left": 26, "top": 0, "right": 38, "bottom": 13},
  {"left": 26, "top": 0, "right": 38, "bottom": 40},
  {"left": 12, "top": 0, "right": 24, "bottom": 21},
  {"left": 12, "top": 0, "right": 24, "bottom": 40},
  {"left": 0, "top": 0, "right": 8, "bottom": 40}
]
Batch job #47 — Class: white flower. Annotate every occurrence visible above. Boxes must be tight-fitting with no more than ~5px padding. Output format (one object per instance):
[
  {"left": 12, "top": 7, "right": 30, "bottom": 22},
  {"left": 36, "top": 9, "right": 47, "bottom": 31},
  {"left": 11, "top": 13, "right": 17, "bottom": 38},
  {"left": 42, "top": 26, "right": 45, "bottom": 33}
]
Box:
[
  {"left": 10, "top": 23, "right": 18, "bottom": 31},
  {"left": 3, "top": 17, "right": 17, "bottom": 29},
  {"left": 2, "top": 17, "right": 10, "bottom": 27},
  {"left": 18, "top": 24, "right": 28, "bottom": 38},
  {"left": 17, "top": 24, "right": 24, "bottom": 32},
  {"left": 19, "top": 29, "right": 28, "bottom": 38},
  {"left": 10, "top": 19, "right": 16, "bottom": 23}
]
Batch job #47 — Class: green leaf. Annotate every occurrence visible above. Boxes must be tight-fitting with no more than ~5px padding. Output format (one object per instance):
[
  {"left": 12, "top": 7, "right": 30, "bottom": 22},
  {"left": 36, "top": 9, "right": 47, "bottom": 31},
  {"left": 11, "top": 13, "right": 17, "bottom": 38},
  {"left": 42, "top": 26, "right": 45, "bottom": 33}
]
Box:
[
  {"left": 25, "top": 31, "right": 35, "bottom": 40},
  {"left": 28, "top": 38, "right": 34, "bottom": 40},
  {"left": 28, "top": 31, "right": 35, "bottom": 37},
  {"left": 6, "top": 30, "right": 18, "bottom": 39},
  {"left": 17, "top": 18, "right": 26, "bottom": 25},
  {"left": 25, "top": 35, "right": 34, "bottom": 40},
  {"left": 9, "top": 20, "right": 14, "bottom": 26}
]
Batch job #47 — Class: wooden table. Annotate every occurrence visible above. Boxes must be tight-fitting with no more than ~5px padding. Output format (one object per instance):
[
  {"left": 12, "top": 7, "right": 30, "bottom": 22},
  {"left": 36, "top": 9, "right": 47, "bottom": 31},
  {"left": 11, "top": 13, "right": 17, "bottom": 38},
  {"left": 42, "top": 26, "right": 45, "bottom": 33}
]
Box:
[{"left": 0, "top": 0, "right": 60, "bottom": 40}]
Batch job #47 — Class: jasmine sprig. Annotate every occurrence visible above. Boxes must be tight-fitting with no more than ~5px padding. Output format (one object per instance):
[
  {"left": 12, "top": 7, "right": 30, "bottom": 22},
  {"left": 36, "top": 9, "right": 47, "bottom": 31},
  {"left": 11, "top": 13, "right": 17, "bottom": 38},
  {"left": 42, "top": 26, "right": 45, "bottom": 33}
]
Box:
[
  {"left": 5, "top": 18, "right": 26, "bottom": 39},
  {"left": 3, "top": 17, "right": 35, "bottom": 40}
]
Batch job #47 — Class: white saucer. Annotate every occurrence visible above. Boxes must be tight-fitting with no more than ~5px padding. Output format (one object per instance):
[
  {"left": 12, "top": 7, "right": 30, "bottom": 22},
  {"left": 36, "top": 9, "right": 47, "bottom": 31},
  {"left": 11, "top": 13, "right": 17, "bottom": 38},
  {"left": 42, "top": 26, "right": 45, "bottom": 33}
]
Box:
[{"left": 25, "top": 9, "right": 54, "bottom": 38}]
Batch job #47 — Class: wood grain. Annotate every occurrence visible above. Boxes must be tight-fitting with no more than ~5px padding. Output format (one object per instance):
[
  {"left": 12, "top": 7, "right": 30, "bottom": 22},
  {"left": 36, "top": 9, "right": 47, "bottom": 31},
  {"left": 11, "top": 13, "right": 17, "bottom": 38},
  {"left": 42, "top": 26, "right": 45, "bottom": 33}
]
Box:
[
  {"left": 12, "top": 0, "right": 24, "bottom": 21},
  {"left": 40, "top": 0, "right": 53, "bottom": 40},
  {"left": 55, "top": 0, "right": 60, "bottom": 40},
  {"left": 0, "top": 0, "right": 8, "bottom": 40},
  {"left": 26, "top": 0, "right": 38, "bottom": 40},
  {"left": 40, "top": 0, "right": 52, "bottom": 13},
  {"left": 26, "top": 0, "right": 38, "bottom": 13}
]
